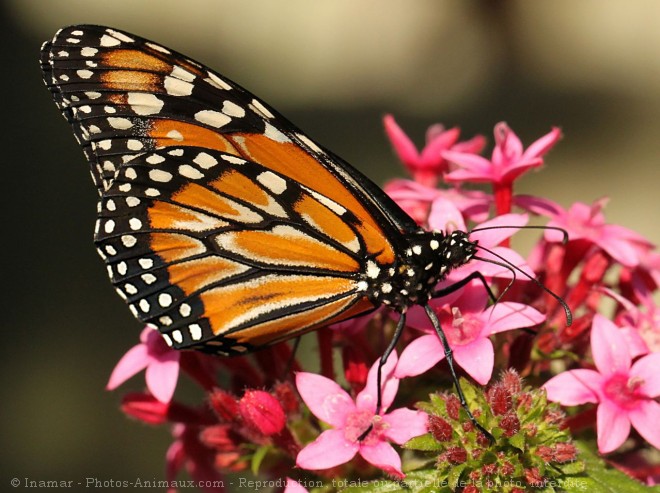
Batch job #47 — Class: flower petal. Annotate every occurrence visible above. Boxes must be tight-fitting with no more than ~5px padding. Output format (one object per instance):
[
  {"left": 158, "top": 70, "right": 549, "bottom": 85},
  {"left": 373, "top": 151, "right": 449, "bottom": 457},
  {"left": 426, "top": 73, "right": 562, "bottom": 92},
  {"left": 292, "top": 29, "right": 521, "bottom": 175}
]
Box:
[
  {"left": 357, "top": 352, "right": 399, "bottom": 412},
  {"left": 145, "top": 351, "right": 180, "bottom": 403},
  {"left": 597, "top": 400, "right": 631, "bottom": 454},
  {"left": 383, "top": 408, "right": 428, "bottom": 444},
  {"left": 359, "top": 441, "right": 404, "bottom": 478},
  {"left": 296, "top": 428, "right": 358, "bottom": 470},
  {"left": 296, "top": 372, "right": 355, "bottom": 427},
  {"left": 484, "top": 302, "right": 545, "bottom": 334},
  {"left": 544, "top": 369, "right": 603, "bottom": 405},
  {"left": 630, "top": 353, "right": 660, "bottom": 398},
  {"left": 469, "top": 214, "right": 528, "bottom": 248},
  {"left": 453, "top": 337, "right": 494, "bottom": 385},
  {"left": 284, "top": 478, "right": 309, "bottom": 493},
  {"left": 106, "top": 344, "right": 150, "bottom": 390},
  {"left": 629, "top": 400, "right": 660, "bottom": 450},
  {"left": 591, "top": 315, "right": 631, "bottom": 377},
  {"left": 383, "top": 115, "right": 420, "bottom": 167},
  {"left": 395, "top": 335, "right": 444, "bottom": 378},
  {"left": 428, "top": 197, "right": 466, "bottom": 232},
  {"left": 521, "top": 126, "right": 562, "bottom": 160}
]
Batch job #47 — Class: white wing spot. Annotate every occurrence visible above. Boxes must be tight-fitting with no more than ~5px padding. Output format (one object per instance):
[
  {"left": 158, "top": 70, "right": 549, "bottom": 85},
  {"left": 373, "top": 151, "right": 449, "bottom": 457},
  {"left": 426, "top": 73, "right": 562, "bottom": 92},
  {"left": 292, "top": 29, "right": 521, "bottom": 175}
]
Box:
[
  {"left": 412, "top": 245, "right": 422, "bottom": 255},
  {"left": 104, "top": 106, "right": 116, "bottom": 114},
  {"left": 127, "top": 139, "right": 143, "bottom": 150},
  {"left": 164, "top": 76, "right": 194, "bottom": 96},
  {"left": 159, "top": 316, "right": 173, "bottom": 326},
  {"left": 296, "top": 133, "right": 322, "bottom": 153},
  {"left": 124, "top": 283, "right": 138, "bottom": 295},
  {"left": 366, "top": 261, "right": 380, "bottom": 279},
  {"left": 145, "top": 188, "right": 160, "bottom": 197},
  {"left": 105, "top": 245, "right": 117, "bottom": 256},
  {"left": 382, "top": 283, "right": 393, "bottom": 294},
  {"left": 146, "top": 154, "right": 166, "bottom": 164},
  {"left": 127, "top": 92, "right": 164, "bottom": 115},
  {"left": 430, "top": 240, "right": 440, "bottom": 250},
  {"left": 138, "top": 258, "right": 153, "bottom": 269},
  {"left": 168, "top": 149, "right": 184, "bottom": 156},
  {"left": 106, "top": 29, "right": 134, "bottom": 43},
  {"left": 162, "top": 333, "right": 173, "bottom": 347},
  {"left": 142, "top": 273, "right": 157, "bottom": 284},
  {"left": 166, "top": 129, "right": 184, "bottom": 141},
  {"left": 117, "top": 261, "right": 128, "bottom": 276},
  {"left": 104, "top": 220, "right": 115, "bottom": 233},
  {"left": 158, "top": 293, "right": 173, "bottom": 308},
  {"left": 179, "top": 303, "right": 192, "bottom": 317},
  {"left": 149, "top": 169, "right": 173, "bottom": 183},
  {"left": 139, "top": 299, "right": 150, "bottom": 312},
  {"left": 121, "top": 235, "right": 137, "bottom": 248},
  {"left": 194, "top": 110, "right": 231, "bottom": 128},
  {"left": 125, "top": 168, "right": 137, "bottom": 180},
  {"left": 206, "top": 72, "right": 231, "bottom": 90},
  {"left": 171, "top": 65, "right": 196, "bottom": 81},
  {"left": 118, "top": 183, "right": 131, "bottom": 192},
  {"left": 189, "top": 324, "right": 202, "bottom": 341},
  {"left": 178, "top": 164, "right": 204, "bottom": 179},
  {"left": 357, "top": 281, "right": 369, "bottom": 291},
  {"left": 221, "top": 155, "right": 245, "bottom": 165},
  {"left": 106, "top": 199, "right": 116, "bottom": 211},
  {"left": 129, "top": 218, "right": 142, "bottom": 230},
  {"left": 250, "top": 99, "right": 274, "bottom": 118},
  {"left": 193, "top": 152, "right": 218, "bottom": 169},
  {"left": 66, "top": 38, "right": 80, "bottom": 44},
  {"left": 264, "top": 122, "right": 289, "bottom": 142},
  {"left": 97, "top": 140, "right": 111, "bottom": 150},
  {"left": 146, "top": 42, "right": 170, "bottom": 54},
  {"left": 85, "top": 91, "right": 101, "bottom": 99},
  {"left": 172, "top": 330, "right": 183, "bottom": 344},
  {"left": 257, "top": 171, "right": 287, "bottom": 194},
  {"left": 77, "top": 69, "right": 94, "bottom": 79},
  {"left": 108, "top": 117, "right": 133, "bottom": 130},
  {"left": 81, "top": 47, "right": 98, "bottom": 57},
  {"left": 222, "top": 101, "right": 245, "bottom": 117}
]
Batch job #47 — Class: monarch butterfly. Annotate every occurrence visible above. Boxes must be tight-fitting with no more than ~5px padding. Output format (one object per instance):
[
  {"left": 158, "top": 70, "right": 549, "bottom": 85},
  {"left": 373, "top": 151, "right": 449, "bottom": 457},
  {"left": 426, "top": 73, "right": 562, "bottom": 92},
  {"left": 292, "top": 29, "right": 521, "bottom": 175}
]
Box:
[{"left": 41, "top": 26, "right": 569, "bottom": 434}]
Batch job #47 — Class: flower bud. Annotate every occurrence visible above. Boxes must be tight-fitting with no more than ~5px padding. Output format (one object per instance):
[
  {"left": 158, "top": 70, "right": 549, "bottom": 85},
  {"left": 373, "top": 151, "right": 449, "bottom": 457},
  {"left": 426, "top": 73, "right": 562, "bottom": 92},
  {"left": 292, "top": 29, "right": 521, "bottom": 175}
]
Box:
[{"left": 239, "top": 390, "right": 286, "bottom": 436}]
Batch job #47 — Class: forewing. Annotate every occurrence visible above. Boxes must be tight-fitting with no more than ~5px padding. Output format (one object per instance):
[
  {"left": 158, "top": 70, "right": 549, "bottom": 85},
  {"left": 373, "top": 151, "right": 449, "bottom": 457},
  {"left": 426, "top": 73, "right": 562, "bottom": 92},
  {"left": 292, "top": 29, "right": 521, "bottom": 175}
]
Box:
[{"left": 95, "top": 145, "right": 375, "bottom": 354}]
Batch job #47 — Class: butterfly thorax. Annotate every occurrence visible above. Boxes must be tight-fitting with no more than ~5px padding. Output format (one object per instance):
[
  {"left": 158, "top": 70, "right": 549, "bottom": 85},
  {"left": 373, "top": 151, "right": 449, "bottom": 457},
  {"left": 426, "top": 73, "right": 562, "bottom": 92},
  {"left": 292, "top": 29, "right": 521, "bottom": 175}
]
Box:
[{"left": 363, "top": 230, "right": 477, "bottom": 311}]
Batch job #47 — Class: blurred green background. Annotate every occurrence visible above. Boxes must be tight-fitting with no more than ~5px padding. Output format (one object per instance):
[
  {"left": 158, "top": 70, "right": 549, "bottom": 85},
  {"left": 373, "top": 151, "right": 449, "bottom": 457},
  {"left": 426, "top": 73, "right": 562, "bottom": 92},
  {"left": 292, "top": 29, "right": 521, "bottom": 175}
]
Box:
[{"left": 2, "top": 0, "right": 658, "bottom": 490}]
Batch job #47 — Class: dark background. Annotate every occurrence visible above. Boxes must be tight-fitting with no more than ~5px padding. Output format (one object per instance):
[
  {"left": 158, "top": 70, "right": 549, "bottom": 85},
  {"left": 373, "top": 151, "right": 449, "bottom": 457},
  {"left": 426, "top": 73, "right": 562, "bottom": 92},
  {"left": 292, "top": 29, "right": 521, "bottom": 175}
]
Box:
[{"left": 2, "top": 1, "right": 658, "bottom": 490}]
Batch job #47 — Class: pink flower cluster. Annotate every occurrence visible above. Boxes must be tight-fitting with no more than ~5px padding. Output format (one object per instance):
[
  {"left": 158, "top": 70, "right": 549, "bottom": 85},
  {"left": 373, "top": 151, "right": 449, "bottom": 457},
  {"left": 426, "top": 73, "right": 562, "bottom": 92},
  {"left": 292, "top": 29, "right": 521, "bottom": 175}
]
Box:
[{"left": 105, "top": 116, "right": 660, "bottom": 490}]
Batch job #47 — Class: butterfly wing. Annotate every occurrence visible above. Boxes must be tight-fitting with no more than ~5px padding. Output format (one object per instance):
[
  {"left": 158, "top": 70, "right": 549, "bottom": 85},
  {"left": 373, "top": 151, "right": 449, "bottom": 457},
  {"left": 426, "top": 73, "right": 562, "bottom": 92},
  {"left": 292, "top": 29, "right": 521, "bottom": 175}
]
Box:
[{"left": 41, "top": 25, "right": 416, "bottom": 353}]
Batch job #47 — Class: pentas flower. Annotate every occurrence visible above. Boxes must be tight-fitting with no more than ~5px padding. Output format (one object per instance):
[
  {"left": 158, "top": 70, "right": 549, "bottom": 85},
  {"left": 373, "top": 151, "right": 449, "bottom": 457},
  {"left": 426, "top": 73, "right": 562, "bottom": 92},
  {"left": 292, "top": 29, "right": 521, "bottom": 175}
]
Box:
[
  {"left": 444, "top": 123, "right": 561, "bottom": 214},
  {"left": 518, "top": 195, "right": 653, "bottom": 268},
  {"left": 295, "top": 352, "right": 428, "bottom": 478},
  {"left": 384, "top": 178, "right": 490, "bottom": 226},
  {"left": 397, "top": 282, "right": 545, "bottom": 384},
  {"left": 107, "top": 325, "right": 180, "bottom": 403},
  {"left": 544, "top": 314, "right": 660, "bottom": 453},
  {"left": 383, "top": 114, "right": 485, "bottom": 187}
]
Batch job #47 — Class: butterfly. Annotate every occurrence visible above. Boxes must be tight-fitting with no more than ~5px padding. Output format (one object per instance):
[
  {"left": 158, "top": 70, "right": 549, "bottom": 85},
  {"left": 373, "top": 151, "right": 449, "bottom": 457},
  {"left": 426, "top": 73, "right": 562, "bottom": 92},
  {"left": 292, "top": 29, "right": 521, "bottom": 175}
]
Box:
[{"left": 41, "top": 27, "right": 571, "bottom": 433}]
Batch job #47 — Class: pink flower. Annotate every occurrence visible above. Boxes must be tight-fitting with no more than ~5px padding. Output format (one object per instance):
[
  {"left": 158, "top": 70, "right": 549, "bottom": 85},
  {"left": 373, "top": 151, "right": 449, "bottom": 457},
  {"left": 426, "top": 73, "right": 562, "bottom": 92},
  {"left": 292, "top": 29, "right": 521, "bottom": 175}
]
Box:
[
  {"left": 518, "top": 196, "right": 653, "bottom": 268},
  {"left": 397, "top": 282, "right": 545, "bottom": 384},
  {"left": 284, "top": 478, "right": 309, "bottom": 493},
  {"left": 444, "top": 122, "right": 561, "bottom": 186},
  {"left": 238, "top": 390, "right": 286, "bottom": 436},
  {"left": 107, "top": 325, "right": 180, "bottom": 403},
  {"left": 384, "top": 115, "right": 484, "bottom": 187},
  {"left": 444, "top": 123, "right": 561, "bottom": 214},
  {"left": 295, "top": 352, "right": 428, "bottom": 478},
  {"left": 384, "top": 178, "right": 490, "bottom": 226},
  {"left": 544, "top": 314, "right": 660, "bottom": 453}
]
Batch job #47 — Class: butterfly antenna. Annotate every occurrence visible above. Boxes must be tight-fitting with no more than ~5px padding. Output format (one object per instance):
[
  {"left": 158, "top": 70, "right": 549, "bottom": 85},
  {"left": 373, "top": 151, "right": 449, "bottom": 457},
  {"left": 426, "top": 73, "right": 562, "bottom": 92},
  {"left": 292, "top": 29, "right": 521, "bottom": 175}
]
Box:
[
  {"left": 473, "top": 245, "right": 573, "bottom": 326},
  {"left": 424, "top": 305, "right": 494, "bottom": 443}
]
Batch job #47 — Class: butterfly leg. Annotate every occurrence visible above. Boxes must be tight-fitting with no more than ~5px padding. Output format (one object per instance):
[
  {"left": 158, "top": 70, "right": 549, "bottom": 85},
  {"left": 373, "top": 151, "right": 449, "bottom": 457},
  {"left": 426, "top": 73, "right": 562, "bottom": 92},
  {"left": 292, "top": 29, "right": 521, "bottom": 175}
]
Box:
[
  {"left": 431, "top": 270, "right": 497, "bottom": 304},
  {"left": 424, "top": 304, "right": 494, "bottom": 443}
]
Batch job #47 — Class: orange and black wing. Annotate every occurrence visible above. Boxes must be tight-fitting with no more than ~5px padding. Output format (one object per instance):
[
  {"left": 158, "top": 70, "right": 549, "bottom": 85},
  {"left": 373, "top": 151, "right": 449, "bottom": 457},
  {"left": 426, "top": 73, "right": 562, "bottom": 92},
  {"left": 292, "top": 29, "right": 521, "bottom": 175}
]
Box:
[{"left": 40, "top": 25, "right": 416, "bottom": 354}]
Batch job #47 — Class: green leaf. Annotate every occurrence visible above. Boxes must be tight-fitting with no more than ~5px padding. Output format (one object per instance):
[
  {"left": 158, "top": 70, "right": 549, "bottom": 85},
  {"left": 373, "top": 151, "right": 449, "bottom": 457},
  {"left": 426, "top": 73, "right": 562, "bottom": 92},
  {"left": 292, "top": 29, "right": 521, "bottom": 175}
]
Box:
[
  {"left": 558, "top": 441, "right": 659, "bottom": 493},
  {"left": 405, "top": 433, "right": 443, "bottom": 452},
  {"left": 249, "top": 444, "right": 271, "bottom": 476},
  {"left": 507, "top": 431, "right": 526, "bottom": 451}
]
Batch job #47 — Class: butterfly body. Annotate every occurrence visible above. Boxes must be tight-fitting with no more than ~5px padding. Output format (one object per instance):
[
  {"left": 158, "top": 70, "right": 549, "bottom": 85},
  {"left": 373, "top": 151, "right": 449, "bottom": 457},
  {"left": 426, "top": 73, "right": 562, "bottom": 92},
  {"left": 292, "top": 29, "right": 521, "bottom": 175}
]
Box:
[{"left": 41, "top": 25, "right": 479, "bottom": 356}]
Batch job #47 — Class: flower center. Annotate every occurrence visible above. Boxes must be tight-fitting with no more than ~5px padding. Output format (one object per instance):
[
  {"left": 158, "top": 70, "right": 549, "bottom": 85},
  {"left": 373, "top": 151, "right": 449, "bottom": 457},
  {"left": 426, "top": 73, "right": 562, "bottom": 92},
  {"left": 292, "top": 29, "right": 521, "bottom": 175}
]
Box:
[
  {"left": 344, "top": 410, "right": 387, "bottom": 445},
  {"left": 445, "top": 307, "right": 481, "bottom": 346},
  {"left": 603, "top": 373, "right": 646, "bottom": 410}
]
